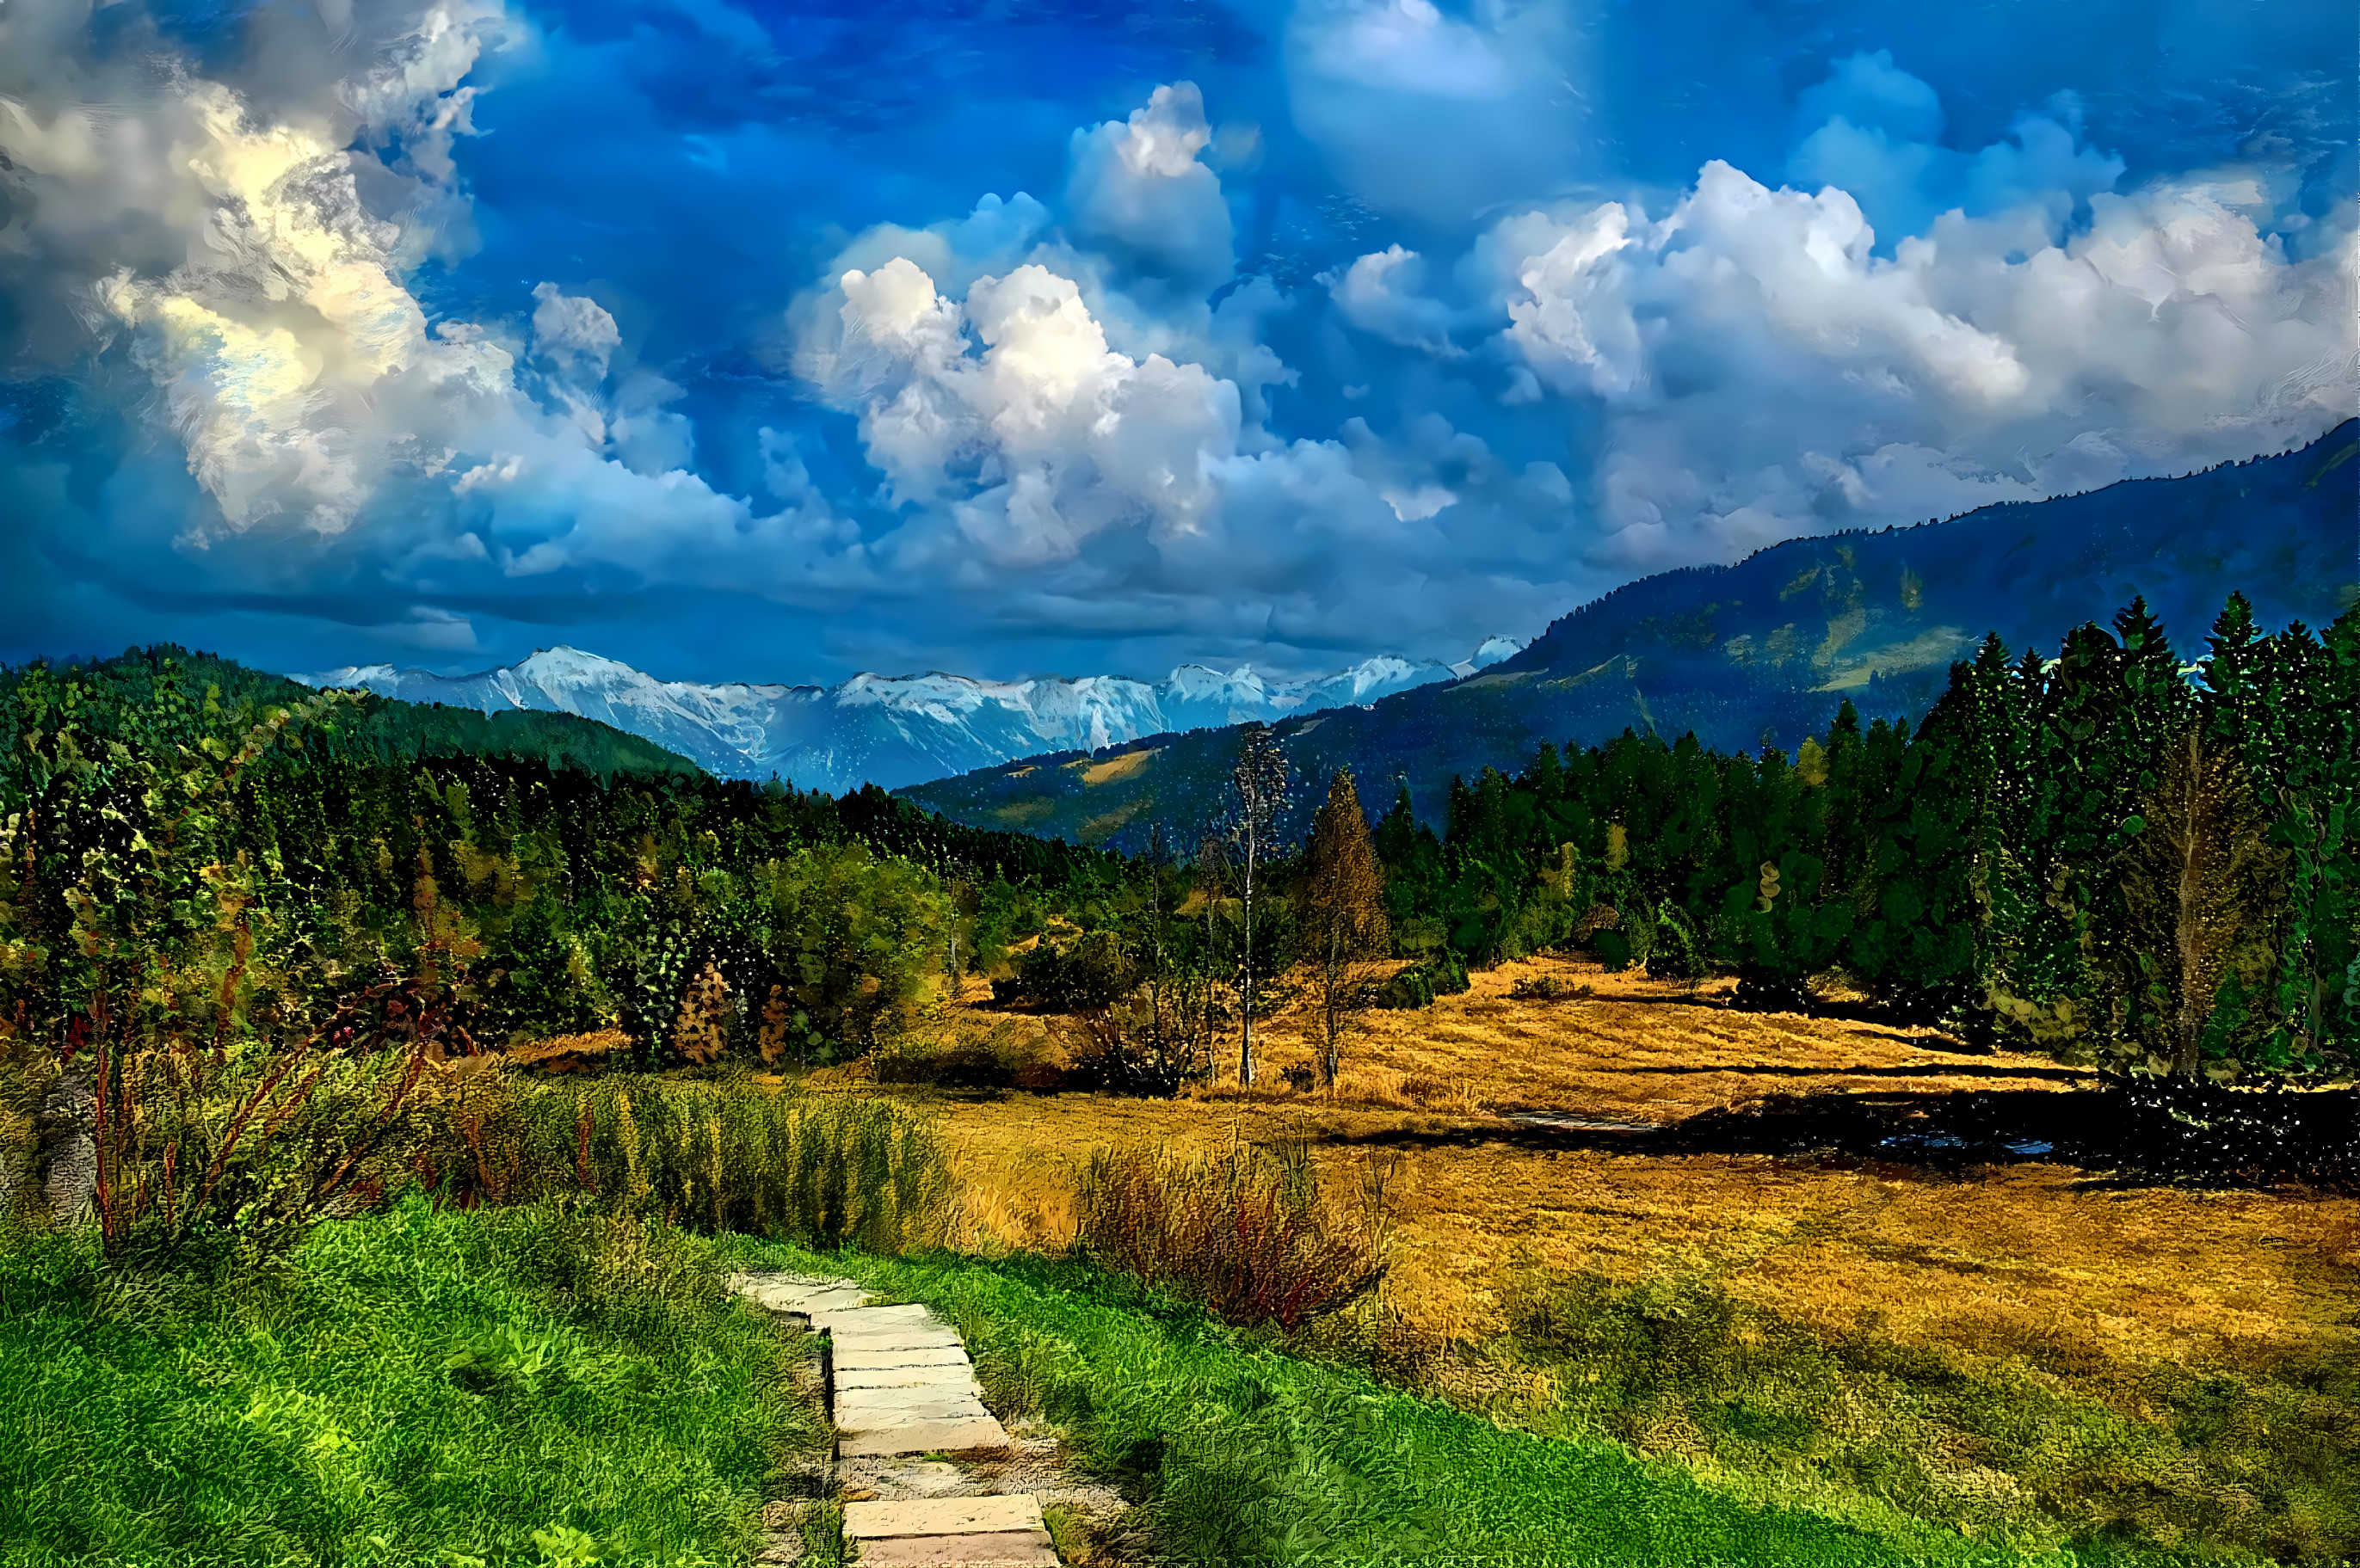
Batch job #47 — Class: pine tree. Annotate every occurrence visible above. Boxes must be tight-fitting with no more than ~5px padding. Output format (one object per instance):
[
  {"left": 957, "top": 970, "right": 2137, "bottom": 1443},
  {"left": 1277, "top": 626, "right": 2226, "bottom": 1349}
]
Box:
[
  {"left": 1302, "top": 770, "right": 1390, "bottom": 1088},
  {"left": 2121, "top": 729, "right": 2285, "bottom": 1077}
]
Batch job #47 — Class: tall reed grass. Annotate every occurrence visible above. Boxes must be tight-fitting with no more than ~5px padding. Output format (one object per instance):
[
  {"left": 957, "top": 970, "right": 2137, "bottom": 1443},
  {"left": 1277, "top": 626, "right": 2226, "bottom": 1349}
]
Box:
[
  {"left": 435, "top": 1068, "right": 959, "bottom": 1255},
  {"left": 1, "top": 1043, "right": 959, "bottom": 1259}
]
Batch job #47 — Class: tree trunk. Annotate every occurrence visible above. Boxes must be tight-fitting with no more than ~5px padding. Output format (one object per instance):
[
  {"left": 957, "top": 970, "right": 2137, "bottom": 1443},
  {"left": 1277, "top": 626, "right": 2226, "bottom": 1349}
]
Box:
[{"left": 1240, "top": 828, "right": 1257, "bottom": 1087}]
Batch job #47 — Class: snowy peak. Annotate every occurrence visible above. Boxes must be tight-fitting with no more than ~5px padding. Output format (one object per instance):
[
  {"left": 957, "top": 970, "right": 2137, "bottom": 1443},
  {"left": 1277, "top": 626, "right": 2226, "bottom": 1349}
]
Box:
[
  {"left": 1447, "top": 635, "right": 1530, "bottom": 679},
  {"left": 293, "top": 636, "right": 1521, "bottom": 795}
]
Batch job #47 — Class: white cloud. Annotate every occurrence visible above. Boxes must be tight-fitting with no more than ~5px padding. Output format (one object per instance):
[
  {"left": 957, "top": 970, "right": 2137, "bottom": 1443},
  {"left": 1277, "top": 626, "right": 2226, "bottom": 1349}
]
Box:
[
  {"left": 1065, "top": 82, "right": 1235, "bottom": 292},
  {"left": 1300, "top": 0, "right": 1510, "bottom": 98},
  {"left": 805, "top": 258, "right": 1242, "bottom": 566},
  {"left": 1329, "top": 109, "right": 2356, "bottom": 570},
  {"left": 531, "top": 282, "right": 621, "bottom": 381},
  {"left": 1324, "top": 245, "right": 1470, "bottom": 358}
]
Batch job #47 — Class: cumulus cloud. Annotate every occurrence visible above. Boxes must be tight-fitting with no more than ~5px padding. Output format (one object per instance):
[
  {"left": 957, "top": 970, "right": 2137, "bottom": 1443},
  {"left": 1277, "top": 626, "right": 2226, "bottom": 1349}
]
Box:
[
  {"left": 1065, "top": 82, "right": 1235, "bottom": 292},
  {"left": 804, "top": 257, "right": 1242, "bottom": 565},
  {"left": 0, "top": 0, "right": 884, "bottom": 641},
  {"left": 1327, "top": 53, "right": 2357, "bottom": 571},
  {"left": 0, "top": 0, "right": 517, "bottom": 538},
  {"left": 2, "top": 2, "right": 2349, "bottom": 688}
]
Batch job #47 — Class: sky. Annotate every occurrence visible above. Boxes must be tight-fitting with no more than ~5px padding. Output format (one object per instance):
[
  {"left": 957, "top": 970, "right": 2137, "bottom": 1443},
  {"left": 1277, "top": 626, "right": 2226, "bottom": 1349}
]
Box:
[{"left": 0, "top": 0, "right": 2352, "bottom": 687}]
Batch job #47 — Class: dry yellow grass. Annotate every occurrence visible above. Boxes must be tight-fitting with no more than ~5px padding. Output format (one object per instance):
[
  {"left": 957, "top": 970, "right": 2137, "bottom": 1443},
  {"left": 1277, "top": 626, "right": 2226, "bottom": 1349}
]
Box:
[
  {"left": 820, "top": 953, "right": 2358, "bottom": 1388},
  {"left": 1080, "top": 749, "right": 1157, "bottom": 786}
]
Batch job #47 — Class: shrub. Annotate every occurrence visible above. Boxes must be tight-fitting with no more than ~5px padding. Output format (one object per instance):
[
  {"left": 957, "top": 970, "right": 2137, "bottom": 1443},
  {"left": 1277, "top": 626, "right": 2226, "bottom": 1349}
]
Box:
[
  {"left": 990, "top": 932, "right": 1137, "bottom": 1013},
  {"left": 1071, "top": 1136, "right": 1385, "bottom": 1331},
  {"left": 1374, "top": 950, "right": 1468, "bottom": 1010},
  {"left": 869, "top": 1023, "right": 1068, "bottom": 1093},
  {"left": 1064, "top": 975, "right": 1220, "bottom": 1098}
]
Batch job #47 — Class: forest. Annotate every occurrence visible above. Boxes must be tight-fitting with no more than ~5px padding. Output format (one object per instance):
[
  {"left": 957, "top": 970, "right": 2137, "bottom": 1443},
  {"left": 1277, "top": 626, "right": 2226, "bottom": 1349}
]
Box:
[
  {"left": 0, "top": 597, "right": 2353, "bottom": 1568},
  {"left": 1, "top": 587, "right": 2352, "bottom": 1211}
]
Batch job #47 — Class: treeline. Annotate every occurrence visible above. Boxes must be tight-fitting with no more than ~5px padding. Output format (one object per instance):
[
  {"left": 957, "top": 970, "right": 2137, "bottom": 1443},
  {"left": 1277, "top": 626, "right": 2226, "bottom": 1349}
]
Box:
[
  {"left": 0, "top": 649, "right": 1134, "bottom": 1077},
  {"left": 1372, "top": 593, "right": 2357, "bottom": 1079}
]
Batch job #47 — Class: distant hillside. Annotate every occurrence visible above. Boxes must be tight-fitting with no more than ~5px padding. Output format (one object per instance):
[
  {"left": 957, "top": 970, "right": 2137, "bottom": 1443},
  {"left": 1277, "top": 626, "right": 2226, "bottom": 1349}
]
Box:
[
  {"left": 293, "top": 641, "right": 1528, "bottom": 795},
  {"left": 2, "top": 647, "right": 705, "bottom": 784},
  {"left": 899, "top": 419, "right": 2360, "bottom": 852}
]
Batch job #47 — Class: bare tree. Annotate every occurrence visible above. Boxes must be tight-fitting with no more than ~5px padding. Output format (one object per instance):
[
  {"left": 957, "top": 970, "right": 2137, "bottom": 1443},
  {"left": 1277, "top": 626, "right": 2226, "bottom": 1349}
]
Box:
[
  {"left": 2120, "top": 728, "right": 2285, "bottom": 1078},
  {"left": 1196, "top": 832, "right": 1231, "bottom": 1057},
  {"left": 1302, "top": 769, "right": 1390, "bottom": 1089},
  {"left": 1229, "top": 724, "right": 1289, "bottom": 1086}
]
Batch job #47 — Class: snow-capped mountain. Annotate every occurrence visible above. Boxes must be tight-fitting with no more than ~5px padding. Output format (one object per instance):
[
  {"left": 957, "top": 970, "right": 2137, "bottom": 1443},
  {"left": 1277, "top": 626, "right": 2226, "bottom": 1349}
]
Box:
[{"left": 293, "top": 638, "right": 1527, "bottom": 795}]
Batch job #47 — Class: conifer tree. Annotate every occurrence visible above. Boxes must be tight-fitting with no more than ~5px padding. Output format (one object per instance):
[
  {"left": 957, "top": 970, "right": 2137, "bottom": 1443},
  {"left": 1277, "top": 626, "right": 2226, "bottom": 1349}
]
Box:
[
  {"left": 2121, "top": 729, "right": 2285, "bottom": 1077},
  {"left": 1302, "top": 770, "right": 1390, "bottom": 1087}
]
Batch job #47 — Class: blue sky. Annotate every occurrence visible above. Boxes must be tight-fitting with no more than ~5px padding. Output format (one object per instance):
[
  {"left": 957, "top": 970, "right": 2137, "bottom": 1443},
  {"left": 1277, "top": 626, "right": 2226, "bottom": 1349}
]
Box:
[{"left": 0, "top": 0, "right": 2351, "bottom": 686}]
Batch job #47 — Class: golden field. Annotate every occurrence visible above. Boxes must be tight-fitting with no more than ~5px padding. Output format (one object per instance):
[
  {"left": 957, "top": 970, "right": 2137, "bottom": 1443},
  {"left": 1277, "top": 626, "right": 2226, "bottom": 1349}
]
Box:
[{"left": 796, "top": 954, "right": 2359, "bottom": 1383}]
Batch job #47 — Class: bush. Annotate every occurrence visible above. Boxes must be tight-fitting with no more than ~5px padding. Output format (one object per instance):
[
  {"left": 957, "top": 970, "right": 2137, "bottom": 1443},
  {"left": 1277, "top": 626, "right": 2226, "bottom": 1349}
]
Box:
[
  {"left": 1071, "top": 1136, "right": 1385, "bottom": 1331},
  {"left": 1064, "top": 974, "right": 1221, "bottom": 1098},
  {"left": 1375, "top": 951, "right": 1469, "bottom": 1010},
  {"left": 990, "top": 932, "right": 1138, "bottom": 1013},
  {"left": 869, "top": 1023, "right": 1068, "bottom": 1093}
]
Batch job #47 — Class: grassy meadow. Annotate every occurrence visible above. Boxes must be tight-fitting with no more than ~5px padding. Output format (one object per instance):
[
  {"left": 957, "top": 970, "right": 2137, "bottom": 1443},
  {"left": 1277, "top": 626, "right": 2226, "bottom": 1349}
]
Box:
[{"left": 792, "top": 953, "right": 2360, "bottom": 1565}]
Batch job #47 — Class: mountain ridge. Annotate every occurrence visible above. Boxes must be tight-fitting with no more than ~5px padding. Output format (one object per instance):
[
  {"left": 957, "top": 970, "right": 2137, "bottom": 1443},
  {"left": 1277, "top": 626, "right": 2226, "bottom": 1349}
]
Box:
[
  {"left": 294, "top": 640, "right": 1530, "bottom": 795},
  {"left": 898, "top": 418, "right": 2360, "bottom": 853}
]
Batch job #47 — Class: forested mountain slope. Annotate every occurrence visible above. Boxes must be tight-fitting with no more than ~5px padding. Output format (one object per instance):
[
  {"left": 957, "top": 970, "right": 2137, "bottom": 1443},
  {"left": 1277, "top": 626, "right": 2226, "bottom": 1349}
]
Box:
[{"left": 902, "top": 421, "right": 2358, "bottom": 852}]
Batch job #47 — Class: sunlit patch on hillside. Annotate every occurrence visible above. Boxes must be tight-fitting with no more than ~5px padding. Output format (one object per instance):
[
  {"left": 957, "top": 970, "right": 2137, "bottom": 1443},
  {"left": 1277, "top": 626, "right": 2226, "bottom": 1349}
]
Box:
[{"left": 1081, "top": 747, "right": 1156, "bottom": 785}]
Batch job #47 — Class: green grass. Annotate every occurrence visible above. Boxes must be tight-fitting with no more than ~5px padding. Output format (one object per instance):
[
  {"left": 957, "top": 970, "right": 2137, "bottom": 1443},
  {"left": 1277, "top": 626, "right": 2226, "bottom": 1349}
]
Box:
[
  {"left": 712, "top": 1239, "right": 2113, "bottom": 1568},
  {"left": 1480, "top": 1269, "right": 2357, "bottom": 1568},
  {"left": 0, "top": 1196, "right": 827, "bottom": 1567}
]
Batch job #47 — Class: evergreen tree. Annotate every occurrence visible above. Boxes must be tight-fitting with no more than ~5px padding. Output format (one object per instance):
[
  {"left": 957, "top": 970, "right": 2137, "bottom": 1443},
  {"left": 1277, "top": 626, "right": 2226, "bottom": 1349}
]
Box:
[{"left": 1301, "top": 770, "right": 1390, "bottom": 1087}]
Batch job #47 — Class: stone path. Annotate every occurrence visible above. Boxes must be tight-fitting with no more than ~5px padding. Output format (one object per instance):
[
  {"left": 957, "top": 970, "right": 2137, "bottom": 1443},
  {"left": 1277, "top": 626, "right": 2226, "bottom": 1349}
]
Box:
[{"left": 727, "top": 1270, "right": 1059, "bottom": 1566}]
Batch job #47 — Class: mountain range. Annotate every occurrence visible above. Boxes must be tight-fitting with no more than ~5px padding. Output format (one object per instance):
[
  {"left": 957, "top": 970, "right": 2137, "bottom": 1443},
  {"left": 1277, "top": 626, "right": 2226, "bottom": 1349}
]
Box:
[
  {"left": 293, "top": 639, "right": 1529, "bottom": 795},
  {"left": 897, "top": 419, "right": 2360, "bottom": 853}
]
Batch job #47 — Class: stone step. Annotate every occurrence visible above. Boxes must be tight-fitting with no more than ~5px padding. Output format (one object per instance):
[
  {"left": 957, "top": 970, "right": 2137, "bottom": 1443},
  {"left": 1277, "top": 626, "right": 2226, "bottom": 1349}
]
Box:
[
  {"left": 844, "top": 1494, "right": 1045, "bottom": 1537},
  {"left": 725, "top": 1271, "right": 880, "bottom": 1319},
  {"left": 839, "top": 1394, "right": 996, "bottom": 1425},
  {"left": 842, "top": 1496, "right": 1056, "bottom": 1566},
  {"left": 836, "top": 1365, "right": 985, "bottom": 1392},
  {"left": 837, "top": 1415, "right": 1013, "bottom": 1459},
  {"left": 848, "top": 1530, "right": 1058, "bottom": 1567},
  {"left": 824, "top": 1325, "right": 960, "bottom": 1346},
  {"left": 834, "top": 1347, "right": 972, "bottom": 1373},
  {"left": 815, "top": 1303, "right": 938, "bottom": 1331}
]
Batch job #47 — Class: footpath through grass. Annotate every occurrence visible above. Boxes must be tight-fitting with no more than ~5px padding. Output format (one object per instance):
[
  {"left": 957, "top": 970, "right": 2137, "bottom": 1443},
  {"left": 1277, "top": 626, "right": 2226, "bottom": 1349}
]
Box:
[
  {"left": 0, "top": 1196, "right": 826, "bottom": 1568},
  {"left": 721, "top": 1237, "right": 2129, "bottom": 1568}
]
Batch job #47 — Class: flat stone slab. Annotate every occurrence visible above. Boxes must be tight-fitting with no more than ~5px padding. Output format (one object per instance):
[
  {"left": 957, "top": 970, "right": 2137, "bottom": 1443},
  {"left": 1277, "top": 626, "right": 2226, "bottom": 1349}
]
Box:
[
  {"left": 837, "top": 1365, "right": 984, "bottom": 1392},
  {"left": 816, "top": 1320, "right": 953, "bottom": 1349},
  {"left": 835, "top": 1347, "right": 972, "bottom": 1374},
  {"left": 848, "top": 1530, "right": 1058, "bottom": 1567},
  {"left": 840, "top": 1394, "right": 996, "bottom": 1425},
  {"left": 726, "top": 1272, "right": 880, "bottom": 1317},
  {"left": 815, "top": 1303, "right": 938, "bottom": 1331},
  {"left": 837, "top": 1416, "right": 1013, "bottom": 1459},
  {"left": 843, "top": 1495, "right": 1044, "bottom": 1538}
]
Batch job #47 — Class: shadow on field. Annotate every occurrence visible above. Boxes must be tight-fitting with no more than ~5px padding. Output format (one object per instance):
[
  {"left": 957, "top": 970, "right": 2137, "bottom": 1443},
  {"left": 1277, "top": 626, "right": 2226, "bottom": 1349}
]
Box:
[
  {"left": 1326, "top": 1079, "right": 2360, "bottom": 1194},
  {"left": 1570, "top": 1061, "right": 2087, "bottom": 1082}
]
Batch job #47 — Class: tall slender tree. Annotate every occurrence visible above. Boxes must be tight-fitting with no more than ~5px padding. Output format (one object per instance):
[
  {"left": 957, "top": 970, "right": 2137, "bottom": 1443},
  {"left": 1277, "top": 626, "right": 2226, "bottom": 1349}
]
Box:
[
  {"left": 1229, "top": 723, "right": 1289, "bottom": 1086},
  {"left": 1302, "top": 769, "right": 1390, "bottom": 1088},
  {"left": 2121, "top": 728, "right": 2285, "bottom": 1077}
]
